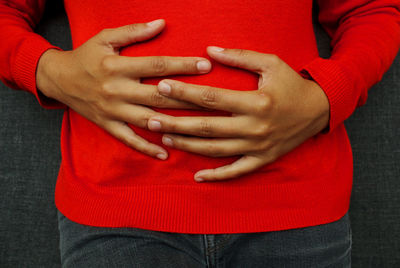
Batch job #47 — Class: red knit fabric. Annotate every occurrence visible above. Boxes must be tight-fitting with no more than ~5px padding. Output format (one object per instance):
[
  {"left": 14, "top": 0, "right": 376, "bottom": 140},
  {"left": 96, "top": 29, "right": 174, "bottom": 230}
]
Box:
[{"left": 1, "top": 0, "right": 399, "bottom": 234}]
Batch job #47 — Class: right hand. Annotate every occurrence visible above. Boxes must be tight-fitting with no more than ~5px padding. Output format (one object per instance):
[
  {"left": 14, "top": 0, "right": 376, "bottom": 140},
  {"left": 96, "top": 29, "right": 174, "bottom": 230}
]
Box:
[{"left": 36, "top": 19, "right": 212, "bottom": 160}]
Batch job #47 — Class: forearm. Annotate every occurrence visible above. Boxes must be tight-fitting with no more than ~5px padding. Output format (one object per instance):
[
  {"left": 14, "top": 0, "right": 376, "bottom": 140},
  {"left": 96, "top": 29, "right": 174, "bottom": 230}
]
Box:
[
  {"left": 0, "top": 1, "right": 66, "bottom": 109},
  {"left": 302, "top": 0, "right": 400, "bottom": 132}
]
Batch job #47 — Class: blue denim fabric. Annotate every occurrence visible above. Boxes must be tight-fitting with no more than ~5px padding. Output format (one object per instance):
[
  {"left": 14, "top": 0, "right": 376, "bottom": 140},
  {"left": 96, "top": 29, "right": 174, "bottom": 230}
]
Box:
[{"left": 57, "top": 210, "right": 351, "bottom": 268}]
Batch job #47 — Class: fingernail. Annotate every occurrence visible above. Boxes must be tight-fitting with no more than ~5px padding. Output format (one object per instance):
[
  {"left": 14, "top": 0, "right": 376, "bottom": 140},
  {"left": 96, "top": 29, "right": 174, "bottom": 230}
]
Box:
[
  {"left": 194, "top": 177, "right": 204, "bottom": 182},
  {"left": 147, "top": 19, "right": 163, "bottom": 28},
  {"left": 158, "top": 81, "right": 171, "bottom": 95},
  {"left": 162, "top": 136, "right": 173, "bottom": 147},
  {"left": 156, "top": 152, "right": 167, "bottom": 160},
  {"left": 148, "top": 120, "right": 161, "bottom": 131},
  {"left": 208, "top": 46, "right": 225, "bottom": 53},
  {"left": 197, "top": 61, "right": 211, "bottom": 73}
]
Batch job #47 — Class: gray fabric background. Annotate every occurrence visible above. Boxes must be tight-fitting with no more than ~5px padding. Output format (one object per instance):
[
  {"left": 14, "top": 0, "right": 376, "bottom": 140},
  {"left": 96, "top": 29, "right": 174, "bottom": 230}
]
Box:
[{"left": 0, "top": 1, "right": 399, "bottom": 267}]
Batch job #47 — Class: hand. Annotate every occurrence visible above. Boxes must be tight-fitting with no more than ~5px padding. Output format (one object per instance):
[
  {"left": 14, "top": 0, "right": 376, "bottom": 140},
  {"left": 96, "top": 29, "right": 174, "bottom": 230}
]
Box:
[
  {"left": 36, "top": 19, "right": 211, "bottom": 160},
  {"left": 147, "top": 46, "right": 330, "bottom": 181}
]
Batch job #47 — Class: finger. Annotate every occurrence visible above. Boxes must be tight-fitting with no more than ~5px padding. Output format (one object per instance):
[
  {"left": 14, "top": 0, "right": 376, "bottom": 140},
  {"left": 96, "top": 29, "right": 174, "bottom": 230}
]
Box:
[
  {"left": 97, "top": 19, "right": 166, "bottom": 48},
  {"left": 134, "top": 84, "right": 206, "bottom": 109},
  {"left": 110, "top": 82, "right": 206, "bottom": 110},
  {"left": 157, "top": 79, "right": 264, "bottom": 114},
  {"left": 161, "top": 134, "right": 260, "bottom": 157},
  {"left": 114, "top": 56, "right": 212, "bottom": 77},
  {"left": 194, "top": 155, "right": 267, "bottom": 182},
  {"left": 107, "top": 103, "right": 162, "bottom": 129},
  {"left": 104, "top": 120, "right": 168, "bottom": 160},
  {"left": 206, "top": 46, "right": 280, "bottom": 74},
  {"left": 148, "top": 114, "right": 255, "bottom": 137}
]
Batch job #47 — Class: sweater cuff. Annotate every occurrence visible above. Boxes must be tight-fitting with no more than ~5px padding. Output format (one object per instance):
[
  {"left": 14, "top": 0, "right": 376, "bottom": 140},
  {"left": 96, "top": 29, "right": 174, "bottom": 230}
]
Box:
[
  {"left": 12, "top": 34, "right": 66, "bottom": 109},
  {"left": 301, "top": 57, "right": 356, "bottom": 133}
]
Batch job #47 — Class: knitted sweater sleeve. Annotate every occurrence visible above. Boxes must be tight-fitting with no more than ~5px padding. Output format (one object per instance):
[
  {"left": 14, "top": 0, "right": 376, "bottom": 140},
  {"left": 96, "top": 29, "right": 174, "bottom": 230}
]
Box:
[
  {"left": 0, "top": 0, "right": 65, "bottom": 109},
  {"left": 301, "top": 0, "right": 400, "bottom": 133}
]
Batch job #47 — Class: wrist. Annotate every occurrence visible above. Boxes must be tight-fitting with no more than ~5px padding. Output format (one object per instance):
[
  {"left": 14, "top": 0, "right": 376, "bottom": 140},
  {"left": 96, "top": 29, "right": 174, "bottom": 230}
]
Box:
[
  {"left": 305, "top": 79, "right": 330, "bottom": 133},
  {"left": 36, "top": 48, "right": 67, "bottom": 102}
]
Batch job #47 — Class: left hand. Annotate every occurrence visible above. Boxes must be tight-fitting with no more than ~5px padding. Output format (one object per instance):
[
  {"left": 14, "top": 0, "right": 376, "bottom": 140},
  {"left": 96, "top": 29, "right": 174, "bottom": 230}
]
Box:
[{"left": 147, "top": 46, "right": 330, "bottom": 182}]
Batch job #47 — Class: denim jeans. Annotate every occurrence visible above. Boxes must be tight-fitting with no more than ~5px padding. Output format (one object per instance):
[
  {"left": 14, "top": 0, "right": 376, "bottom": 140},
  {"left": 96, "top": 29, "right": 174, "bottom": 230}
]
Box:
[{"left": 57, "top": 210, "right": 351, "bottom": 268}]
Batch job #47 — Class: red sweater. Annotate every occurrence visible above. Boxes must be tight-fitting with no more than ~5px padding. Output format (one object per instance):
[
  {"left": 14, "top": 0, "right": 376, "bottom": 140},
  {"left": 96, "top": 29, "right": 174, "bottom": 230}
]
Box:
[{"left": 1, "top": 0, "right": 399, "bottom": 234}]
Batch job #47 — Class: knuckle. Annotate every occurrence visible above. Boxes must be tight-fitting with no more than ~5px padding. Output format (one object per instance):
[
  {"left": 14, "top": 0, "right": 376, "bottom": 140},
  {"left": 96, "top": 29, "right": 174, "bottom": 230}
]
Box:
[
  {"left": 183, "top": 60, "right": 197, "bottom": 72},
  {"left": 254, "top": 94, "right": 273, "bottom": 114},
  {"left": 167, "top": 120, "right": 177, "bottom": 132},
  {"left": 259, "top": 140, "right": 272, "bottom": 151},
  {"left": 268, "top": 54, "right": 281, "bottom": 66},
  {"left": 125, "top": 23, "right": 139, "bottom": 33},
  {"left": 267, "top": 151, "right": 279, "bottom": 163},
  {"left": 150, "top": 56, "right": 167, "bottom": 74},
  {"left": 199, "top": 120, "right": 213, "bottom": 136},
  {"left": 200, "top": 87, "right": 219, "bottom": 108},
  {"left": 144, "top": 111, "right": 157, "bottom": 121},
  {"left": 99, "top": 82, "right": 115, "bottom": 99},
  {"left": 149, "top": 91, "right": 166, "bottom": 107},
  {"left": 205, "top": 142, "right": 219, "bottom": 156},
  {"left": 100, "top": 55, "right": 117, "bottom": 75},
  {"left": 91, "top": 96, "right": 105, "bottom": 112},
  {"left": 122, "top": 132, "right": 140, "bottom": 148},
  {"left": 251, "top": 123, "right": 270, "bottom": 137},
  {"left": 138, "top": 142, "right": 152, "bottom": 154},
  {"left": 138, "top": 117, "right": 149, "bottom": 129},
  {"left": 98, "top": 28, "right": 112, "bottom": 39},
  {"left": 129, "top": 138, "right": 148, "bottom": 153},
  {"left": 143, "top": 118, "right": 152, "bottom": 128},
  {"left": 95, "top": 101, "right": 109, "bottom": 116},
  {"left": 92, "top": 94, "right": 113, "bottom": 116},
  {"left": 138, "top": 112, "right": 154, "bottom": 128},
  {"left": 230, "top": 49, "right": 248, "bottom": 67},
  {"left": 90, "top": 110, "right": 104, "bottom": 126},
  {"left": 173, "top": 83, "right": 185, "bottom": 98},
  {"left": 120, "top": 134, "right": 133, "bottom": 147},
  {"left": 236, "top": 49, "right": 248, "bottom": 57}
]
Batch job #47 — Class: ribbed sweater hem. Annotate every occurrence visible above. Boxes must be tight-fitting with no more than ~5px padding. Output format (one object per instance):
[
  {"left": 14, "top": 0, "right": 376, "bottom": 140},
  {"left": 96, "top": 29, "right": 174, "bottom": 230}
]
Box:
[{"left": 55, "top": 169, "right": 352, "bottom": 234}]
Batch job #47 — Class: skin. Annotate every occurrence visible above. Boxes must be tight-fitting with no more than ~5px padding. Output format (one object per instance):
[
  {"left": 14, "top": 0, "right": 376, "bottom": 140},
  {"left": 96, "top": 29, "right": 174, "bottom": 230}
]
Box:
[
  {"left": 36, "top": 19, "right": 329, "bottom": 183},
  {"left": 36, "top": 19, "right": 212, "bottom": 160},
  {"left": 147, "top": 46, "right": 330, "bottom": 182}
]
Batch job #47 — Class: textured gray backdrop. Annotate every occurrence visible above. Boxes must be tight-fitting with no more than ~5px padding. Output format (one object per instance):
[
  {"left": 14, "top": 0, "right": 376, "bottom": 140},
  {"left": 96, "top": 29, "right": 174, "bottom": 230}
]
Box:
[{"left": 0, "top": 1, "right": 399, "bottom": 267}]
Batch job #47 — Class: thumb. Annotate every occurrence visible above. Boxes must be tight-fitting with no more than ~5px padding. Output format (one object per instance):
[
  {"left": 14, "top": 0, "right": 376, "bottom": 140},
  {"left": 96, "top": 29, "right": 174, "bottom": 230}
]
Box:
[{"left": 97, "top": 19, "right": 165, "bottom": 49}]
